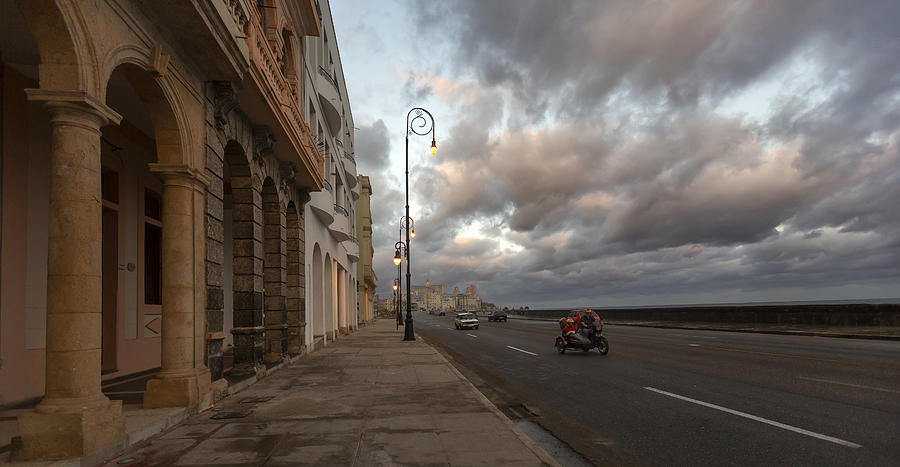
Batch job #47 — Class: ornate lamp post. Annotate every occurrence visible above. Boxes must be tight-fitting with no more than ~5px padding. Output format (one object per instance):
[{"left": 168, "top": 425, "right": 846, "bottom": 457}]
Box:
[
  {"left": 393, "top": 240, "right": 407, "bottom": 330},
  {"left": 392, "top": 278, "right": 400, "bottom": 329},
  {"left": 402, "top": 108, "right": 437, "bottom": 341}
]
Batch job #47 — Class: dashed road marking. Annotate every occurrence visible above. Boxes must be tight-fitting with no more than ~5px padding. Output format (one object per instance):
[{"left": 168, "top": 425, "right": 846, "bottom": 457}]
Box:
[
  {"left": 507, "top": 345, "right": 538, "bottom": 356},
  {"left": 799, "top": 376, "right": 900, "bottom": 394},
  {"left": 644, "top": 387, "right": 862, "bottom": 448},
  {"left": 688, "top": 343, "right": 701, "bottom": 347},
  {"left": 466, "top": 333, "right": 478, "bottom": 338}
]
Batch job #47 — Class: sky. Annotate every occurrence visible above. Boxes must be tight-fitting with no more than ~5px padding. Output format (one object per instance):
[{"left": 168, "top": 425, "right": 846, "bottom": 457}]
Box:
[{"left": 330, "top": 0, "right": 900, "bottom": 309}]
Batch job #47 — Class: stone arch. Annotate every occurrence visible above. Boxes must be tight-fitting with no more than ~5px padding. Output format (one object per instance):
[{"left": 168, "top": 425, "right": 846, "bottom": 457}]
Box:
[
  {"left": 311, "top": 243, "right": 324, "bottom": 341},
  {"left": 101, "top": 51, "right": 189, "bottom": 166},
  {"left": 224, "top": 140, "right": 264, "bottom": 376},
  {"left": 285, "top": 201, "right": 304, "bottom": 355},
  {"left": 15, "top": 0, "right": 97, "bottom": 92}
]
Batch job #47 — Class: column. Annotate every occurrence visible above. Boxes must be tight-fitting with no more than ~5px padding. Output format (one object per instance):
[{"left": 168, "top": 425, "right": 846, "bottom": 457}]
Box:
[
  {"left": 229, "top": 173, "right": 264, "bottom": 376},
  {"left": 15, "top": 91, "right": 125, "bottom": 460},
  {"left": 143, "top": 165, "right": 211, "bottom": 409},
  {"left": 285, "top": 213, "right": 303, "bottom": 356},
  {"left": 262, "top": 191, "right": 286, "bottom": 364}
]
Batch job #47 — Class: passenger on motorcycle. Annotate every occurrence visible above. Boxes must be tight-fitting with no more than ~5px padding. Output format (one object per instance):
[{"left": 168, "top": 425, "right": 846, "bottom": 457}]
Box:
[{"left": 559, "top": 318, "right": 577, "bottom": 341}]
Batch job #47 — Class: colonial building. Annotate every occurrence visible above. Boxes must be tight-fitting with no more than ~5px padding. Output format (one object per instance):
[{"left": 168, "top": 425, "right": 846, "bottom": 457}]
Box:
[
  {"left": 356, "top": 175, "right": 376, "bottom": 326},
  {"left": 303, "top": 0, "right": 359, "bottom": 341},
  {"left": 0, "top": 0, "right": 357, "bottom": 461},
  {"left": 412, "top": 280, "right": 444, "bottom": 312}
]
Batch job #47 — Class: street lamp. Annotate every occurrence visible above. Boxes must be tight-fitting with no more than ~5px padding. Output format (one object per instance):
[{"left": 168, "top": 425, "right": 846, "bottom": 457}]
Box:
[
  {"left": 402, "top": 108, "right": 436, "bottom": 341},
  {"left": 393, "top": 278, "right": 401, "bottom": 328},
  {"left": 401, "top": 216, "right": 415, "bottom": 239},
  {"left": 394, "top": 240, "right": 407, "bottom": 329}
]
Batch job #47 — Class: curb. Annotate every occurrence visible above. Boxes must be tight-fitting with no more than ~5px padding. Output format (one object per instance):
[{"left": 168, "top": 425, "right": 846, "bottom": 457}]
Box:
[
  {"left": 506, "top": 315, "right": 900, "bottom": 341},
  {"left": 417, "top": 335, "right": 562, "bottom": 467}
]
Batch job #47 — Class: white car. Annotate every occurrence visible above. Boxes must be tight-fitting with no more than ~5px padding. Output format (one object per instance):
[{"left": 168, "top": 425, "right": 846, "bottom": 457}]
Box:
[{"left": 454, "top": 312, "right": 479, "bottom": 330}]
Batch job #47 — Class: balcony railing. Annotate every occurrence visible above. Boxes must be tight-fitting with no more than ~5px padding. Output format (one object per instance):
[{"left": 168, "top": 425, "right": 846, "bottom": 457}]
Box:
[
  {"left": 333, "top": 204, "right": 349, "bottom": 217},
  {"left": 324, "top": 179, "right": 333, "bottom": 193},
  {"left": 318, "top": 66, "right": 340, "bottom": 93},
  {"left": 343, "top": 151, "right": 355, "bottom": 163},
  {"left": 348, "top": 235, "right": 358, "bottom": 244}
]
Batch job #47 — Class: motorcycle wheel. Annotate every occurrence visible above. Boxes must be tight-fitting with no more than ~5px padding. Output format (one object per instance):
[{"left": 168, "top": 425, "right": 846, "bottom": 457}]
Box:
[
  {"left": 598, "top": 336, "right": 609, "bottom": 355},
  {"left": 555, "top": 338, "right": 566, "bottom": 354}
]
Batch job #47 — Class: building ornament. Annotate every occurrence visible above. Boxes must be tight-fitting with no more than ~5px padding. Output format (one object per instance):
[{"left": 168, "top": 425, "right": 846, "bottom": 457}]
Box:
[
  {"left": 252, "top": 125, "right": 276, "bottom": 165},
  {"left": 212, "top": 81, "right": 240, "bottom": 130},
  {"left": 149, "top": 44, "right": 170, "bottom": 77}
]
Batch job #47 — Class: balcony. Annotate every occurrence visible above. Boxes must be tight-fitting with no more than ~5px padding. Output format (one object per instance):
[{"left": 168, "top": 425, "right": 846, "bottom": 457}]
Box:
[
  {"left": 317, "top": 66, "right": 342, "bottom": 136},
  {"left": 346, "top": 236, "right": 360, "bottom": 263},
  {"left": 364, "top": 265, "right": 377, "bottom": 287},
  {"left": 239, "top": 1, "right": 324, "bottom": 190},
  {"left": 309, "top": 182, "right": 334, "bottom": 225},
  {"left": 342, "top": 151, "right": 357, "bottom": 188},
  {"left": 350, "top": 180, "right": 360, "bottom": 200},
  {"left": 328, "top": 204, "right": 351, "bottom": 242}
]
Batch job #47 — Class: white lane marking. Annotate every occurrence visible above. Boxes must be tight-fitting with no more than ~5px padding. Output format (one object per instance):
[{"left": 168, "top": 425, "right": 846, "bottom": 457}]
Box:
[
  {"left": 688, "top": 343, "right": 701, "bottom": 347},
  {"left": 466, "top": 333, "right": 478, "bottom": 338},
  {"left": 447, "top": 327, "right": 454, "bottom": 330},
  {"left": 506, "top": 345, "right": 538, "bottom": 356},
  {"left": 799, "top": 376, "right": 900, "bottom": 394},
  {"left": 644, "top": 386, "right": 862, "bottom": 448}
]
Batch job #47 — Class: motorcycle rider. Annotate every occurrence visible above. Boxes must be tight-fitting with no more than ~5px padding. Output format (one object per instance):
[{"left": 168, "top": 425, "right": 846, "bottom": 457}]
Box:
[{"left": 582, "top": 308, "right": 597, "bottom": 327}]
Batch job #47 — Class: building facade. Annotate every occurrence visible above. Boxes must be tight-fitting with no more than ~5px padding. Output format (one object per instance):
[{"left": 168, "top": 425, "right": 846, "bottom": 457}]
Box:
[
  {"left": 355, "top": 175, "right": 376, "bottom": 325},
  {"left": 411, "top": 280, "right": 444, "bottom": 312},
  {"left": 303, "top": 0, "right": 360, "bottom": 342},
  {"left": 0, "top": 0, "right": 357, "bottom": 460}
]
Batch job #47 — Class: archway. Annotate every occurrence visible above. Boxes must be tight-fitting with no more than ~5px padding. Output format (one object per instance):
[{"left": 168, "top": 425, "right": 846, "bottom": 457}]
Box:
[
  {"left": 324, "top": 252, "right": 334, "bottom": 340},
  {"left": 225, "top": 142, "right": 264, "bottom": 377},
  {"left": 311, "top": 244, "right": 323, "bottom": 343},
  {"left": 98, "top": 62, "right": 180, "bottom": 403}
]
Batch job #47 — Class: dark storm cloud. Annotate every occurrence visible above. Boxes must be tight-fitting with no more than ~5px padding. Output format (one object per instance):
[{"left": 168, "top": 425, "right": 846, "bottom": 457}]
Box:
[
  {"left": 368, "top": 0, "right": 900, "bottom": 305},
  {"left": 413, "top": 0, "right": 900, "bottom": 120}
]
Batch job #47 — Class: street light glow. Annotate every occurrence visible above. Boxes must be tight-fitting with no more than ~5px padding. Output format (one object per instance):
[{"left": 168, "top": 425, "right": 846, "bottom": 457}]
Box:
[
  {"left": 430, "top": 139, "right": 438, "bottom": 155},
  {"left": 393, "top": 250, "right": 402, "bottom": 265}
]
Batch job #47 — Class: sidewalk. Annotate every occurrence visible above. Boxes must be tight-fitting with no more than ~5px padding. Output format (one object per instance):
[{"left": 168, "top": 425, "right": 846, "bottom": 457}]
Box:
[
  {"left": 508, "top": 315, "right": 900, "bottom": 340},
  {"left": 97, "top": 319, "right": 558, "bottom": 466}
]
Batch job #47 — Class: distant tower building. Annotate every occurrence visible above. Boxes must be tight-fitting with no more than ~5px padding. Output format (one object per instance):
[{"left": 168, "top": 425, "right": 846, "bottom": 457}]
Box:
[
  {"left": 453, "top": 286, "right": 460, "bottom": 295},
  {"left": 466, "top": 284, "right": 477, "bottom": 296}
]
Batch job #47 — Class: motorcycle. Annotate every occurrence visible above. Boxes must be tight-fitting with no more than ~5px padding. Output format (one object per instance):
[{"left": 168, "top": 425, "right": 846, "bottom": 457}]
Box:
[{"left": 555, "top": 320, "right": 609, "bottom": 355}]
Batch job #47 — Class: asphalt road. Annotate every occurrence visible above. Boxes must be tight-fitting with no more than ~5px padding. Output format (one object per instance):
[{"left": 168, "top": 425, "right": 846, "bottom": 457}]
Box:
[{"left": 413, "top": 313, "right": 900, "bottom": 466}]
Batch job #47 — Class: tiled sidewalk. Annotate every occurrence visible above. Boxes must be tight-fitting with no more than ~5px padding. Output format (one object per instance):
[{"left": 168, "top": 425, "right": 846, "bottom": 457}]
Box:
[{"left": 100, "top": 320, "right": 558, "bottom": 466}]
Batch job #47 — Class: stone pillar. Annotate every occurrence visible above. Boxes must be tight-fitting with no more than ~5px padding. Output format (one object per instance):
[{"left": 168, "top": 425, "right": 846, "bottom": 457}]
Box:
[
  {"left": 285, "top": 206, "right": 303, "bottom": 356},
  {"left": 262, "top": 186, "right": 287, "bottom": 364},
  {"left": 230, "top": 171, "right": 264, "bottom": 376},
  {"left": 14, "top": 91, "right": 124, "bottom": 460},
  {"left": 143, "top": 165, "right": 211, "bottom": 409}
]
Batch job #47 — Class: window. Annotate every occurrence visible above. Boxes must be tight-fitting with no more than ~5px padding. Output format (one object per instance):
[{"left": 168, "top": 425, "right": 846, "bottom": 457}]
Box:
[{"left": 144, "top": 190, "right": 162, "bottom": 305}]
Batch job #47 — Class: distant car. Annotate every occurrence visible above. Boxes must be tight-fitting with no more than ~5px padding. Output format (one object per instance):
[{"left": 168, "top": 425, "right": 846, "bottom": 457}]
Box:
[
  {"left": 454, "top": 312, "right": 479, "bottom": 330},
  {"left": 438, "top": 311, "right": 446, "bottom": 316},
  {"left": 488, "top": 310, "right": 507, "bottom": 322}
]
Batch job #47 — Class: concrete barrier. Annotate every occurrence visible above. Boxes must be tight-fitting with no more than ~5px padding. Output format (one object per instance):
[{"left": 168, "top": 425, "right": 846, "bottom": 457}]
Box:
[{"left": 512, "top": 303, "right": 900, "bottom": 327}]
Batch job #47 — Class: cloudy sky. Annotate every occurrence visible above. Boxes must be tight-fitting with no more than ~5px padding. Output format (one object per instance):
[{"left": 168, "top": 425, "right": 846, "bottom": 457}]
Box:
[{"left": 331, "top": 0, "right": 900, "bottom": 308}]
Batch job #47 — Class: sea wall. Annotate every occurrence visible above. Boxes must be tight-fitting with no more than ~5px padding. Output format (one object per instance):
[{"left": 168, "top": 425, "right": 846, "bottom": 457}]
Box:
[{"left": 516, "top": 304, "right": 900, "bottom": 327}]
